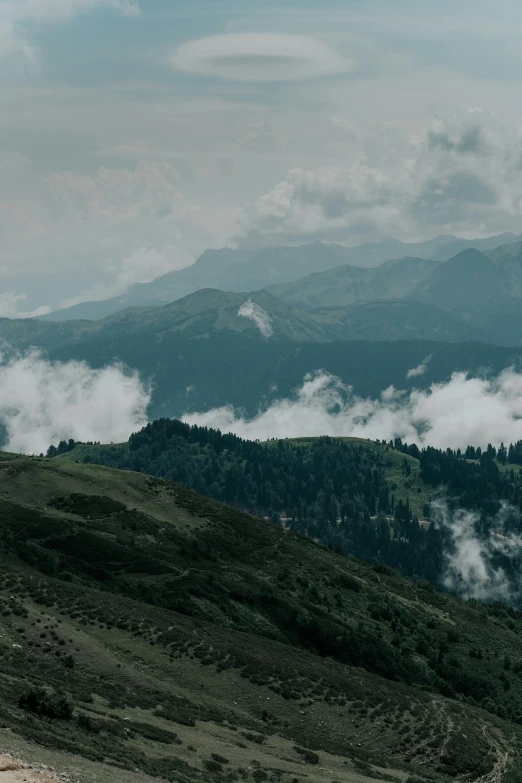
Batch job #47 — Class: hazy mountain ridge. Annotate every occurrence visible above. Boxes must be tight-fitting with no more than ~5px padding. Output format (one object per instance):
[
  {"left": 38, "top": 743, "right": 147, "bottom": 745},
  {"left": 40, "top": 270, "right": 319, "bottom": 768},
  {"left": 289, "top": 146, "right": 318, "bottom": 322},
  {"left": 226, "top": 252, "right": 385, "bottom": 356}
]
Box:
[
  {"left": 267, "top": 256, "right": 441, "bottom": 307},
  {"left": 267, "top": 243, "right": 522, "bottom": 345},
  {"left": 0, "top": 287, "right": 486, "bottom": 353},
  {"left": 39, "top": 232, "right": 522, "bottom": 322}
]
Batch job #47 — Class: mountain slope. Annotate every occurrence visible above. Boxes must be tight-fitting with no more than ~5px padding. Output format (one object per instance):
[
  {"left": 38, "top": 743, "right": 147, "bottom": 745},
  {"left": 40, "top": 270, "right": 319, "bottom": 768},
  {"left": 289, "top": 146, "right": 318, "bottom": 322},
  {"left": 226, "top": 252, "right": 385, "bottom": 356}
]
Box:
[
  {"left": 0, "top": 290, "right": 344, "bottom": 348},
  {"left": 90, "top": 288, "right": 346, "bottom": 342},
  {"left": 414, "top": 249, "right": 504, "bottom": 312},
  {"left": 487, "top": 240, "right": 522, "bottom": 297},
  {"left": 321, "top": 299, "right": 488, "bottom": 342},
  {"left": 432, "top": 231, "right": 522, "bottom": 261},
  {"left": 0, "top": 286, "right": 488, "bottom": 358},
  {"left": 0, "top": 453, "right": 522, "bottom": 780},
  {"left": 267, "top": 257, "right": 440, "bottom": 307},
  {"left": 267, "top": 246, "right": 522, "bottom": 344}
]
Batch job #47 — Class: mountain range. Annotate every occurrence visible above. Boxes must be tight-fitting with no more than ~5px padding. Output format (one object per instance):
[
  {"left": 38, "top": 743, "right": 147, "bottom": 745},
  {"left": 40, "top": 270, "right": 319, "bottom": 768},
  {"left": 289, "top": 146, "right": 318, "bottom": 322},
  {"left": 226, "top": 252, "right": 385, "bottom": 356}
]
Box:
[
  {"left": 40, "top": 231, "right": 522, "bottom": 322},
  {"left": 0, "top": 286, "right": 488, "bottom": 352},
  {"left": 269, "top": 245, "right": 522, "bottom": 344},
  {"left": 0, "top": 232, "right": 518, "bottom": 423}
]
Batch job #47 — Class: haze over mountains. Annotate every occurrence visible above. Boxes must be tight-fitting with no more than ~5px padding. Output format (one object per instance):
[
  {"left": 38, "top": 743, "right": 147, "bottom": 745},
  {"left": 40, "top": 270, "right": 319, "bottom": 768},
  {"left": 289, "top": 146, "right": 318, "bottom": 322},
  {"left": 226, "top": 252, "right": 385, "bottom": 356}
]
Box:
[{"left": 40, "top": 231, "right": 522, "bottom": 322}]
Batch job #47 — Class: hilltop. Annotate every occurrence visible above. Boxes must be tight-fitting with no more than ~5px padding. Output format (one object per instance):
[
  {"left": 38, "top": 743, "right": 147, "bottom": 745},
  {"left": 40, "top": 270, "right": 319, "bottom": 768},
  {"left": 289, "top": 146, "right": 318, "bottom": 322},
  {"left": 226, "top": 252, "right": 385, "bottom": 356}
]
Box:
[{"left": 0, "top": 453, "right": 522, "bottom": 781}]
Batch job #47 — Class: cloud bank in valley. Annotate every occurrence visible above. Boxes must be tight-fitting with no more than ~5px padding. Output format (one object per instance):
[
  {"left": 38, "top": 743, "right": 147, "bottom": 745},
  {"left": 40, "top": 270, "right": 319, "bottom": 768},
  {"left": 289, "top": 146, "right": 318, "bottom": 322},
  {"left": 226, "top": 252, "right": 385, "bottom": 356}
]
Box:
[
  {"left": 237, "top": 299, "right": 273, "bottom": 337},
  {"left": 0, "top": 349, "right": 150, "bottom": 454},
  {"left": 433, "top": 500, "right": 522, "bottom": 605},
  {"left": 182, "top": 368, "right": 522, "bottom": 450}
]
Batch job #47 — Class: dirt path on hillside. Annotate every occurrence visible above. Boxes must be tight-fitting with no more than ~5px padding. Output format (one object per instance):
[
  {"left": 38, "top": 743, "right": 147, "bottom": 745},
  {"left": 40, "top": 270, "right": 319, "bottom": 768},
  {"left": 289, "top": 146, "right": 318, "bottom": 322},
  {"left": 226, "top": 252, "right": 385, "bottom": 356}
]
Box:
[
  {"left": 471, "top": 726, "right": 509, "bottom": 783},
  {"left": 0, "top": 755, "right": 66, "bottom": 783}
]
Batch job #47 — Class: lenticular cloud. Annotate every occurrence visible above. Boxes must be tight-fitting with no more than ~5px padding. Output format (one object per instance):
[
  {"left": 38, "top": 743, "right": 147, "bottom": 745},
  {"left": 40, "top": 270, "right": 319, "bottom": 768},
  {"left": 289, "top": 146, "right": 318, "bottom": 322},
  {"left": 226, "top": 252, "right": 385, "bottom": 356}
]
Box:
[
  {"left": 182, "top": 368, "right": 522, "bottom": 449},
  {"left": 0, "top": 349, "right": 150, "bottom": 454}
]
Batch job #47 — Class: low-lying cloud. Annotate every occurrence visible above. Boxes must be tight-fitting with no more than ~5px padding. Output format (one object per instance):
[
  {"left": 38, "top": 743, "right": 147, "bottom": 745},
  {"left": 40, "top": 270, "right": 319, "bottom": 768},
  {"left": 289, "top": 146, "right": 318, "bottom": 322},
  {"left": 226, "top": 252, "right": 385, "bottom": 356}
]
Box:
[
  {"left": 0, "top": 349, "right": 150, "bottom": 454},
  {"left": 0, "top": 291, "right": 51, "bottom": 319},
  {"left": 237, "top": 299, "right": 273, "bottom": 337},
  {"left": 432, "top": 500, "right": 522, "bottom": 605},
  {"left": 182, "top": 368, "right": 522, "bottom": 449},
  {"left": 406, "top": 354, "right": 432, "bottom": 379}
]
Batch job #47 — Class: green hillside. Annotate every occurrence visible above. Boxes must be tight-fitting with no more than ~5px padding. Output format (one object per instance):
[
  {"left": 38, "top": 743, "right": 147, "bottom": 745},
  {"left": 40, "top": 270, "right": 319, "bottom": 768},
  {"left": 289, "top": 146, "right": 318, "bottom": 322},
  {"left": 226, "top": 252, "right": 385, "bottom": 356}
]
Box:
[
  {"left": 318, "top": 300, "right": 487, "bottom": 342},
  {"left": 1, "top": 454, "right": 522, "bottom": 781}
]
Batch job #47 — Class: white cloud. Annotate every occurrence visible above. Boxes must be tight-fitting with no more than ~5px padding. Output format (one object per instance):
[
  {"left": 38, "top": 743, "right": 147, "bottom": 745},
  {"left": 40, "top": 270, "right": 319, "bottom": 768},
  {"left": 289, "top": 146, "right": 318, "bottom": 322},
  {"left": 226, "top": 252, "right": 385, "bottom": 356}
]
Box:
[
  {"left": 406, "top": 354, "right": 432, "bottom": 379},
  {"left": 182, "top": 368, "right": 522, "bottom": 450},
  {"left": 432, "top": 500, "right": 522, "bottom": 605},
  {"left": 235, "top": 114, "right": 522, "bottom": 245},
  {"left": 171, "top": 34, "right": 354, "bottom": 83},
  {"left": 0, "top": 349, "right": 149, "bottom": 454},
  {"left": 237, "top": 299, "right": 273, "bottom": 337},
  {"left": 0, "top": 291, "right": 50, "bottom": 318}
]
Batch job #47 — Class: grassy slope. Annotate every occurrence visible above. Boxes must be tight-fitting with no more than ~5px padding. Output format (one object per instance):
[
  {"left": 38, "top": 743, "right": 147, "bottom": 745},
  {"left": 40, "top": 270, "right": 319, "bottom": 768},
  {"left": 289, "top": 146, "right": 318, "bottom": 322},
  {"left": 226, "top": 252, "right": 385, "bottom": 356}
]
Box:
[{"left": 0, "top": 454, "right": 521, "bottom": 781}]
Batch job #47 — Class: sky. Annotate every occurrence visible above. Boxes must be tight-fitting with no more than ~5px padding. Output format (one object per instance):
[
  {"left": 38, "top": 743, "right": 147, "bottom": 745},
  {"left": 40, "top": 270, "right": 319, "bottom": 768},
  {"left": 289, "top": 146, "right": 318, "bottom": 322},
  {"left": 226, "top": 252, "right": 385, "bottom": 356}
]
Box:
[{"left": 3, "top": 0, "right": 522, "bottom": 314}]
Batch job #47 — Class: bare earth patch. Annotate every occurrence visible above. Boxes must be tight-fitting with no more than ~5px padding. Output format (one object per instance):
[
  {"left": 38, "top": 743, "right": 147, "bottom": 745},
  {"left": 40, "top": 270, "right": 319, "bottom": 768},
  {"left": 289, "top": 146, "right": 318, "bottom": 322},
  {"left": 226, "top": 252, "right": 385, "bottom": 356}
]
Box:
[{"left": 0, "top": 755, "right": 65, "bottom": 783}]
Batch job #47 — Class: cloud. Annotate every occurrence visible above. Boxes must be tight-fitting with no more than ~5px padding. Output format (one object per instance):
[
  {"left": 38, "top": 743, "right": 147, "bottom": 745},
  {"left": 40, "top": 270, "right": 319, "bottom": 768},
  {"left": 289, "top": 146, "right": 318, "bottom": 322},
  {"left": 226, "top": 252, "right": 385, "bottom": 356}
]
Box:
[
  {"left": 0, "top": 0, "right": 140, "bottom": 63},
  {"left": 234, "top": 114, "right": 522, "bottom": 246},
  {"left": 427, "top": 124, "right": 488, "bottom": 155},
  {"left": 171, "top": 34, "right": 354, "bottom": 82},
  {"left": 237, "top": 299, "right": 273, "bottom": 337},
  {"left": 0, "top": 349, "right": 149, "bottom": 454},
  {"left": 406, "top": 354, "right": 432, "bottom": 379},
  {"left": 59, "top": 245, "right": 193, "bottom": 309},
  {"left": 182, "top": 368, "right": 522, "bottom": 450},
  {"left": 0, "top": 291, "right": 51, "bottom": 318},
  {"left": 0, "top": 157, "right": 203, "bottom": 310},
  {"left": 432, "top": 500, "right": 522, "bottom": 605}
]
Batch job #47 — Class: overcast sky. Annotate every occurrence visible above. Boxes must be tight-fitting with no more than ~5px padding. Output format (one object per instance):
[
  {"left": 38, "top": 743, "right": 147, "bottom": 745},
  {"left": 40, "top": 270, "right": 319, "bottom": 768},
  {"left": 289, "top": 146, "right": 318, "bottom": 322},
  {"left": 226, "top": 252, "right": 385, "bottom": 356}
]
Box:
[{"left": 3, "top": 0, "right": 522, "bottom": 314}]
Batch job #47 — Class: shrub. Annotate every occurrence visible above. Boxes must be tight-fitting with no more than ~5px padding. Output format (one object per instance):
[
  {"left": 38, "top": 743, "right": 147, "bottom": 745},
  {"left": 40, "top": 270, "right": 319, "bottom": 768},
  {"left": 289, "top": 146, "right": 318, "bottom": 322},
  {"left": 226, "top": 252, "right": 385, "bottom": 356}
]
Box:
[
  {"left": 293, "top": 746, "right": 319, "bottom": 764},
  {"left": 211, "top": 753, "right": 229, "bottom": 764},
  {"left": 19, "top": 688, "right": 73, "bottom": 720}
]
